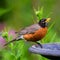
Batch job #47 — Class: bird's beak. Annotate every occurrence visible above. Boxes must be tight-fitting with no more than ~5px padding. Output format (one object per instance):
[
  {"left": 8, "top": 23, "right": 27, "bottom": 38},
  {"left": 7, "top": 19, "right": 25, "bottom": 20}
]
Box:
[{"left": 45, "top": 18, "right": 51, "bottom": 22}]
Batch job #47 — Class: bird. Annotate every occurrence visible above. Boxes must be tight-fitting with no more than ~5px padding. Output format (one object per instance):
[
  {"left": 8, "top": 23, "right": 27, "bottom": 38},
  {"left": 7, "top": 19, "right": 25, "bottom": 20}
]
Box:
[{"left": 4, "top": 18, "right": 51, "bottom": 48}]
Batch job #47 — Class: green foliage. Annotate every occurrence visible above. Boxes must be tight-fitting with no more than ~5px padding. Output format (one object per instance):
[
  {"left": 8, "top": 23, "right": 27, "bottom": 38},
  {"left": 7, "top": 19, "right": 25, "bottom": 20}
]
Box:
[
  {"left": 0, "top": 8, "right": 11, "bottom": 17},
  {"left": 0, "top": 0, "right": 60, "bottom": 60},
  {"left": 2, "top": 32, "right": 8, "bottom": 37},
  {"left": 34, "top": 7, "right": 44, "bottom": 20}
]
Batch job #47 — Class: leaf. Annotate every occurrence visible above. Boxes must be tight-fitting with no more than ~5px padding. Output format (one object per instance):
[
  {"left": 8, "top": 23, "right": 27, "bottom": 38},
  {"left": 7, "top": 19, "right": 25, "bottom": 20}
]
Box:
[
  {"left": 0, "top": 8, "right": 11, "bottom": 18},
  {"left": 34, "top": 7, "right": 44, "bottom": 20}
]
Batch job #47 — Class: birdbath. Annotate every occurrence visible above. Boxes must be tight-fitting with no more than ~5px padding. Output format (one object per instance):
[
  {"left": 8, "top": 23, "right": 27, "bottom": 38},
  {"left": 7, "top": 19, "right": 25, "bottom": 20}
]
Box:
[{"left": 29, "top": 43, "right": 60, "bottom": 60}]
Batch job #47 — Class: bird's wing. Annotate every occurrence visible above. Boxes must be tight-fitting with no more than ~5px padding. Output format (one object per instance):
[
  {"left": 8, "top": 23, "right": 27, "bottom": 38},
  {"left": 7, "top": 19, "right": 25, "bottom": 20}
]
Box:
[{"left": 19, "top": 24, "right": 41, "bottom": 35}]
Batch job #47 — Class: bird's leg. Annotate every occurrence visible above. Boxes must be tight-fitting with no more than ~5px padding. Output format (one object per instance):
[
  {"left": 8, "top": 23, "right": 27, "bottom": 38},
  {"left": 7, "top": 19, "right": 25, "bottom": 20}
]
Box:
[{"left": 35, "top": 42, "right": 43, "bottom": 48}]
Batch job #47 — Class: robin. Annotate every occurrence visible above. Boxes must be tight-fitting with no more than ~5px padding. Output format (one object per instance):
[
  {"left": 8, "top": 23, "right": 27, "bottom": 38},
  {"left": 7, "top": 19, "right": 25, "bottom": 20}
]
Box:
[{"left": 4, "top": 18, "right": 51, "bottom": 48}]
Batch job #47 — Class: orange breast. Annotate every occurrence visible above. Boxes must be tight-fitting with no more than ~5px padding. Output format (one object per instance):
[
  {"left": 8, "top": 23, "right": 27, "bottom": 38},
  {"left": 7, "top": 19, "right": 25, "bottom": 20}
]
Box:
[{"left": 23, "top": 27, "right": 47, "bottom": 42}]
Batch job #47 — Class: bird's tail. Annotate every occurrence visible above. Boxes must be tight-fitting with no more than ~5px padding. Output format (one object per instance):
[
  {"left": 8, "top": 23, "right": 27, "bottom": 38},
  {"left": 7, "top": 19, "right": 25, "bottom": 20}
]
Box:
[{"left": 4, "top": 35, "right": 24, "bottom": 46}]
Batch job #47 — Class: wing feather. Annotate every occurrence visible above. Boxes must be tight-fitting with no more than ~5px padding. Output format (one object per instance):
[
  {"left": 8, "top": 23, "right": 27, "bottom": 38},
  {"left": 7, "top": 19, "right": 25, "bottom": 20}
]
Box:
[{"left": 19, "top": 24, "right": 41, "bottom": 35}]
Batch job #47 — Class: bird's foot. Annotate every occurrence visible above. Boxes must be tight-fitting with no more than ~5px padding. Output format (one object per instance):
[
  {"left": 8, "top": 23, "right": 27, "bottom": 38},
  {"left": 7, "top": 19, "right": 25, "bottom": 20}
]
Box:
[
  {"left": 35, "top": 44, "right": 43, "bottom": 48},
  {"left": 35, "top": 42, "right": 43, "bottom": 48}
]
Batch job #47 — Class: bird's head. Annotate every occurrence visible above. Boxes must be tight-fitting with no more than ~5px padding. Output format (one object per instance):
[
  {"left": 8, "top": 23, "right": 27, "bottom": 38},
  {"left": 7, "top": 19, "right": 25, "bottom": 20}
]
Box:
[{"left": 38, "top": 18, "right": 51, "bottom": 28}]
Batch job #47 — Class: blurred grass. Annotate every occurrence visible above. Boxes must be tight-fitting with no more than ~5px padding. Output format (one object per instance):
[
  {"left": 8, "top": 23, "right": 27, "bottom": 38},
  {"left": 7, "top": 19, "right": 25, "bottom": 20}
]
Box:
[
  {"left": 0, "top": 0, "right": 60, "bottom": 60},
  {"left": 0, "top": 8, "right": 10, "bottom": 17}
]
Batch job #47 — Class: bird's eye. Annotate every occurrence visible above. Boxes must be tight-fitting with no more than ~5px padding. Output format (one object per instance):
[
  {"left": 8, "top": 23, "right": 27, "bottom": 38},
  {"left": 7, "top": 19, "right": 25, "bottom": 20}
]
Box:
[{"left": 42, "top": 22, "right": 45, "bottom": 23}]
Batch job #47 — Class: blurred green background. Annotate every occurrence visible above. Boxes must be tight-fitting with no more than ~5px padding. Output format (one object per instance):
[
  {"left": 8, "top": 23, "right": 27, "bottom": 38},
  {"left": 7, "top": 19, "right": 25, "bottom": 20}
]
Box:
[{"left": 0, "top": 0, "right": 60, "bottom": 60}]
